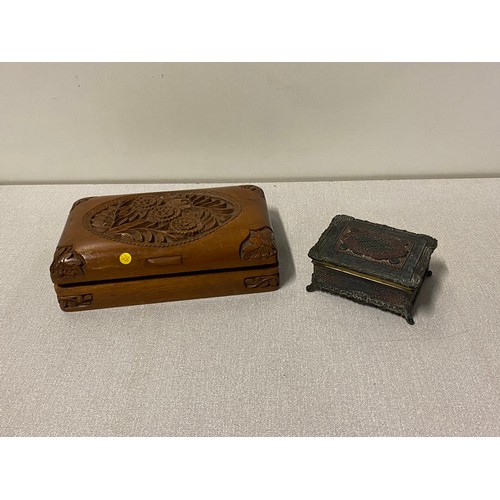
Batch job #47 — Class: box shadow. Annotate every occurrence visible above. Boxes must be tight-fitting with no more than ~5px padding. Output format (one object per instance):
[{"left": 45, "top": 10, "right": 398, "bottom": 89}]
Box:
[{"left": 269, "top": 208, "right": 296, "bottom": 287}]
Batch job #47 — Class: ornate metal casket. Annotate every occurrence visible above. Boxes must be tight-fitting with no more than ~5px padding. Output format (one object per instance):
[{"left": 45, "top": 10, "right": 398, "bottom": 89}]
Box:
[
  {"left": 50, "top": 185, "right": 279, "bottom": 311},
  {"left": 307, "top": 215, "right": 437, "bottom": 324}
]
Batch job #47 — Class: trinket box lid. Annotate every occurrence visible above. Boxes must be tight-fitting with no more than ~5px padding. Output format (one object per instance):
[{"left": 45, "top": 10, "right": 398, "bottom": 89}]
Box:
[
  {"left": 308, "top": 215, "right": 437, "bottom": 288},
  {"left": 50, "top": 185, "right": 278, "bottom": 285}
]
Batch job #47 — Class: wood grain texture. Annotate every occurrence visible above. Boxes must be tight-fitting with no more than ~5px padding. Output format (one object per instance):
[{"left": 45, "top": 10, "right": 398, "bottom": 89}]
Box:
[
  {"left": 55, "top": 267, "right": 279, "bottom": 311},
  {"left": 50, "top": 184, "right": 279, "bottom": 311}
]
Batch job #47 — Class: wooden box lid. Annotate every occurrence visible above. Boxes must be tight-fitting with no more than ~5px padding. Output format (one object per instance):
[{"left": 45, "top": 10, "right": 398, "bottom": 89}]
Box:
[
  {"left": 308, "top": 215, "right": 437, "bottom": 289},
  {"left": 50, "top": 185, "right": 278, "bottom": 285}
]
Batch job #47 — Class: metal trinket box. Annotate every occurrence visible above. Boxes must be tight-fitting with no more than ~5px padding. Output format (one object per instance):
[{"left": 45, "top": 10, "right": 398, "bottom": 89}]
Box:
[{"left": 307, "top": 215, "right": 437, "bottom": 324}]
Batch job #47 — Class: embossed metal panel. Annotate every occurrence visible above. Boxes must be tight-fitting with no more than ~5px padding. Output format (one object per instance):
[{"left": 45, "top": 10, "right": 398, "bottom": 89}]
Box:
[
  {"left": 308, "top": 215, "right": 437, "bottom": 288},
  {"left": 307, "top": 215, "right": 437, "bottom": 324}
]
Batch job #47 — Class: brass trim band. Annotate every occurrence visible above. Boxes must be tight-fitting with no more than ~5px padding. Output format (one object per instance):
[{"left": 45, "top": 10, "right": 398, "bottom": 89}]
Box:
[{"left": 312, "top": 260, "right": 412, "bottom": 292}]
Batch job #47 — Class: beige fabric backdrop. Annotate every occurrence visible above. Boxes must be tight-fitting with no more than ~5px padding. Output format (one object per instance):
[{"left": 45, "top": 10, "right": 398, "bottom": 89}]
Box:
[
  {"left": 1, "top": 179, "right": 499, "bottom": 436},
  {"left": 1, "top": 63, "right": 500, "bottom": 183}
]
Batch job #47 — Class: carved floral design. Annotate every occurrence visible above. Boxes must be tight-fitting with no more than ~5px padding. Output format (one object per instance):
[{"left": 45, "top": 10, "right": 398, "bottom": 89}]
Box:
[
  {"left": 147, "top": 205, "right": 181, "bottom": 224},
  {"left": 58, "top": 294, "right": 93, "bottom": 310},
  {"left": 50, "top": 245, "right": 86, "bottom": 280},
  {"left": 244, "top": 274, "right": 279, "bottom": 289},
  {"left": 83, "top": 191, "right": 240, "bottom": 247},
  {"left": 131, "top": 195, "right": 162, "bottom": 211},
  {"left": 169, "top": 213, "right": 205, "bottom": 235},
  {"left": 240, "top": 227, "right": 277, "bottom": 261},
  {"left": 335, "top": 226, "right": 414, "bottom": 269}
]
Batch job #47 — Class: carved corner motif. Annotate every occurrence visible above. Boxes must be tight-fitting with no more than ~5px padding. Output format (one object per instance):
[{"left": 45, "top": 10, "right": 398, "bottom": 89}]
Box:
[
  {"left": 244, "top": 274, "right": 279, "bottom": 289},
  {"left": 240, "top": 185, "right": 265, "bottom": 198},
  {"left": 71, "top": 197, "right": 94, "bottom": 210},
  {"left": 240, "top": 227, "right": 277, "bottom": 261},
  {"left": 58, "top": 294, "right": 93, "bottom": 310},
  {"left": 50, "top": 245, "right": 86, "bottom": 281}
]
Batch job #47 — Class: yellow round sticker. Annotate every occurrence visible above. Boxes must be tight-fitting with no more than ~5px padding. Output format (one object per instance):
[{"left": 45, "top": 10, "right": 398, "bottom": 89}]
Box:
[{"left": 119, "top": 252, "right": 132, "bottom": 265}]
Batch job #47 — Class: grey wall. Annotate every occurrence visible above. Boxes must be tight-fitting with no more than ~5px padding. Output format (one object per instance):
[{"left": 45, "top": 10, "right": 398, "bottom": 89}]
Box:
[{"left": 1, "top": 62, "right": 499, "bottom": 183}]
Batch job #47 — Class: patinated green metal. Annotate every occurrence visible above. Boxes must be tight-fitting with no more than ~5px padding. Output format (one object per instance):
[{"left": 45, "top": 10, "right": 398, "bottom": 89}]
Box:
[{"left": 307, "top": 215, "right": 438, "bottom": 325}]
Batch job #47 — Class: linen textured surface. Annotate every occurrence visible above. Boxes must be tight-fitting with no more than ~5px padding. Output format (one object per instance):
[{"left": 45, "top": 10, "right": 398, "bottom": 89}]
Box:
[{"left": 1, "top": 179, "right": 499, "bottom": 436}]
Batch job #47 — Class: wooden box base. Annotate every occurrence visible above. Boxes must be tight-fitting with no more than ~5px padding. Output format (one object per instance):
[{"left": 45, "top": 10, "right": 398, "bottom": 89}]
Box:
[{"left": 55, "top": 266, "right": 279, "bottom": 311}]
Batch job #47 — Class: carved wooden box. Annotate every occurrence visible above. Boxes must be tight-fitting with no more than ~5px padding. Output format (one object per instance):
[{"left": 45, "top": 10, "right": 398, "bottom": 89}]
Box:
[
  {"left": 307, "top": 215, "right": 437, "bottom": 324},
  {"left": 50, "top": 185, "right": 279, "bottom": 311}
]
